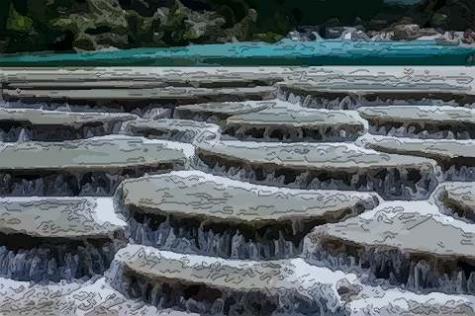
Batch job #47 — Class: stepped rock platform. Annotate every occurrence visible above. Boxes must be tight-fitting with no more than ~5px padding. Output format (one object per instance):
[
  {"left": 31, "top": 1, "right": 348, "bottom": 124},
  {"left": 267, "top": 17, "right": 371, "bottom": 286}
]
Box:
[
  {"left": 359, "top": 106, "right": 475, "bottom": 139},
  {"left": 1, "top": 68, "right": 286, "bottom": 88},
  {"left": 0, "top": 108, "right": 137, "bottom": 141},
  {"left": 349, "top": 287, "right": 475, "bottom": 316},
  {"left": 196, "top": 140, "right": 438, "bottom": 199},
  {"left": 362, "top": 136, "right": 475, "bottom": 161},
  {"left": 362, "top": 135, "right": 475, "bottom": 180},
  {"left": 3, "top": 74, "right": 280, "bottom": 89},
  {"left": 107, "top": 244, "right": 360, "bottom": 315},
  {"left": 0, "top": 66, "right": 474, "bottom": 314},
  {"left": 174, "top": 101, "right": 273, "bottom": 122},
  {"left": 224, "top": 104, "right": 365, "bottom": 142},
  {"left": 304, "top": 200, "right": 475, "bottom": 294},
  {"left": 0, "top": 197, "right": 124, "bottom": 238},
  {"left": 0, "top": 197, "right": 126, "bottom": 282},
  {"left": 3, "top": 86, "right": 276, "bottom": 108},
  {"left": 123, "top": 119, "right": 219, "bottom": 143},
  {"left": 435, "top": 182, "right": 475, "bottom": 223},
  {"left": 121, "top": 171, "right": 379, "bottom": 223},
  {"left": 278, "top": 81, "right": 475, "bottom": 107},
  {"left": 0, "top": 135, "right": 191, "bottom": 171},
  {"left": 118, "top": 170, "right": 379, "bottom": 259},
  {"left": 0, "top": 277, "right": 195, "bottom": 316},
  {"left": 0, "top": 135, "right": 192, "bottom": 196}
]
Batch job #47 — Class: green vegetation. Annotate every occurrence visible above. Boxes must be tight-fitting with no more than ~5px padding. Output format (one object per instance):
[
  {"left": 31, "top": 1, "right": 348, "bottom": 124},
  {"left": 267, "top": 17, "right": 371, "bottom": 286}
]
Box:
[
  {"left": 6, "top": 5, "right": 33, "bottom": 32},
  {"left": 0, "top": 0, "right": 473, "bottom": 53}
]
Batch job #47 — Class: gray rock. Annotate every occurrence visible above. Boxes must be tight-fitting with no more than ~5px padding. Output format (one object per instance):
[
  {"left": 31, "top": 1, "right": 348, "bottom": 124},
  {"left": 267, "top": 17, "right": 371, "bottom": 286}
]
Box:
[
  {"left": 304, "top": 200, "right": 475, "bottom": 294},
  {"left": 107, "top": 244, "right": 359, "bottom": 315},
  {"left": 225, "top": 104, "right": 365, "bottom": 141},
  {"left": 435, "top": 182, "right": 475, "bottom": 223},
  {"left": 4, "top": 86, "right": 276, "bottom": 106},
  {"left": 196, "top": 139, "right": 437, "bottom": 199},
  {"left": 120, "top": 170, "right": 379, "bottom": 224},
  {"left": 123, "top": 119, "right": 220, "bottom": 143},
  {"left": 0, "top": 277, "right": 195, "bottom": 315},
  {"left": 0, "top": 197, "right": 123, "bottom": 238},
  {"left": 0, "top": 108, "right": 137, "bottom": 141},
  {"left": 359, "top": 105, "right": 475, "bottom": 139},
  {"left": 175, "top": 101, "right": 273, "bottom": 122}
]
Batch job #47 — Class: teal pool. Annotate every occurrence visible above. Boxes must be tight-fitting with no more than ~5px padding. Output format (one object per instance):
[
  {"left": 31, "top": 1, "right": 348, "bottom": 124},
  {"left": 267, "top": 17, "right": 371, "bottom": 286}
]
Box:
[{"left": 0, "top": 40, "right": 474, "bottom": 66}]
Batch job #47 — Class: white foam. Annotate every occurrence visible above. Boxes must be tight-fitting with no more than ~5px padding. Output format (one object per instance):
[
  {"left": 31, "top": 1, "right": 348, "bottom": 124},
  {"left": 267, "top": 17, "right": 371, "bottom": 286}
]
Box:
[
  {"left": 94, "top": 197, "right": 127, "bottom": 227},
  {"left": 166, "top": 169, "right": 380, "bottom": 199},
  {"left": 350, "top": 285, "right": 475, "bottom": 315}
]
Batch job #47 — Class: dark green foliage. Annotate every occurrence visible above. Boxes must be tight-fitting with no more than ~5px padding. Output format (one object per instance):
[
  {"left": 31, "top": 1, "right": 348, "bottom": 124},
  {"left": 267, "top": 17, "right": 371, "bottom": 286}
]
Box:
[{"left": 0, "top": 0, "right": 473, "bottom": 53}]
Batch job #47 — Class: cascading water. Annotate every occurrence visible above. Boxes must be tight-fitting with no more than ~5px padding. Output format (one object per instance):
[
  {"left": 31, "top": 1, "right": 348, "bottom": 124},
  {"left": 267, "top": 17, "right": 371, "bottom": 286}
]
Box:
[
  {"left": 126, "top": 128, "right": 205, "bottom": 144},
  {"left": 127, "top": 210, "right": 308, "bottom": 260},
  {"left": 0, "top": 122, "right": 125, "bottom": 142},
  {"left": 0, "top": 166, "right": 175, "bottom": 196},
  {"left": 278, "top": 89, "right": 474, "bottom": 110},
  {"left": 193, "top": 154, "right": 438, "bottom": 200},
  {"left": 106, "top": 259, "right": 345, "bottom": 316},
  {"left": 0, "top": 234, "right": 120, "bottom": 282},
  {"left": 304, "top": 238, "right": 475, "bottom": 295},
  {"left": 222, "top": 125, "right": 363, "bottom": 142},
  {"left": 0, "top": 100, "right": 176, "bottom": 118},
  {"left": 368, "top": 121, "right": 475, "bottom": 139}
]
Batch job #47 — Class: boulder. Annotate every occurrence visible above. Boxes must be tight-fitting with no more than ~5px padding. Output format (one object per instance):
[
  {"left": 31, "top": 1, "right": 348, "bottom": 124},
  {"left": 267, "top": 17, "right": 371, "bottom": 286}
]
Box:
[{"left": 392, "top": 23, "right": 439, "bottom": 40}]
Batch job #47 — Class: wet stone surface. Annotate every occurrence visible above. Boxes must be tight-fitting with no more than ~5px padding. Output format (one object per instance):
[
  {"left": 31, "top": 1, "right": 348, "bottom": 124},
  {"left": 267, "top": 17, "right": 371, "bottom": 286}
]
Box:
[
  {"left": 195, "top": 140, "right": 438, "bottom": 200},
  {"left": 359, "top": 106, "right": 475, "bottom": 139},
  {"left": 224, "top": 105, "right": 365, "bottom": 142},
  {"left": 304, "top": 201, "right": 475, "bottom": 295},
  {"left": 435, "top": 182, "right": 475, "bottom": 223},
  {"left": 0, "top": 136, "right": 192, "bottom": 196},
  {"left": 118, "top": 171, "right": 378, "bottom": 259},
  {"left": 107, "top": 244, "right": 358, "bottom": 315},
  {"left": 1, "top": 67, "right": 475, "bottom": 315}
]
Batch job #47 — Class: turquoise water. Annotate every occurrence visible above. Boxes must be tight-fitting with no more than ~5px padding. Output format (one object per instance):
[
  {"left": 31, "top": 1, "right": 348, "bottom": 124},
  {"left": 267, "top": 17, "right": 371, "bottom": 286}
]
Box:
[{"left": 0, "top": 40, "right": 474, "bottom": 66}]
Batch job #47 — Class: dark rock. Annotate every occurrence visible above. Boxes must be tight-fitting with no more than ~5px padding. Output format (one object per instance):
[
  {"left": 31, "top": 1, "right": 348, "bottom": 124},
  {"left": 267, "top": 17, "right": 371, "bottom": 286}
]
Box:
[
  {"left": 325, "top": 26, "right": 345, "bottom": 39},
  {"left": 464, "top": 29, "right": 475, "bottom": 44},
  {"left": 72, "top": 33, "right": 97, "bottom": 51},
  {"left": 53, "top": 0, "right": 129, "bottom": 51},
  {"left": 393, "top": 23, "right": 420, "bottom": 40},
  {"left": 119, "top": 0, "right": 174, "bottom": 17},
  {"left": 434, "top": 0, "right": 475, "bottom": 31},
  {"left": 391, "top": 23, "right": 440, "bottom": 40},
  {"left": 94, "top": 32, "right": 129, "bottom": 49},
  {"left": 336, "top": 279, "right": 363, "bottom": 302},
  {"left": 0, "top": 0, "right": 474, "bottom": 53},
  {"left": 431, "top": 12, "right": 448, "bottom": 28}
]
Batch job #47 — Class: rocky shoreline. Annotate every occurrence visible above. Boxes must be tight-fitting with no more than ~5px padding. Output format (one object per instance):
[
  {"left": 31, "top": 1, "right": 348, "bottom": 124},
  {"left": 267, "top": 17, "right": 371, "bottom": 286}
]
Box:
[
  {"left": 288, "top": 24, "right": 475, "bottom": 45},
  {"left": 0, "top": 0, "right": 474, "bottom": 53}
]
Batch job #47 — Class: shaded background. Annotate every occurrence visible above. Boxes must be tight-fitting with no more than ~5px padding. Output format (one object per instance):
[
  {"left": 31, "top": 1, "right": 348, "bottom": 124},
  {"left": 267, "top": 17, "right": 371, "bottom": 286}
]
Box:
[{"left": 0, "top": 0, "right": 473, "bottom": 53}]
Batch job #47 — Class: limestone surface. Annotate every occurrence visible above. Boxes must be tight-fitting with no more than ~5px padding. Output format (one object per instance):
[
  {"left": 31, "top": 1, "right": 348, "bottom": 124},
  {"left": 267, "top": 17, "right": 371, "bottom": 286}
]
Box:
[
  {"left": 0, "top": 197, "right": 124, "bottom": 239},
  {"left": 359, "top": 106, "right": 475, "bottom": 125},
  {"left": 0, "top": 108, "right": 137, "bottom": 127},
  {"left": 123, "top": 119, "right": 220, "bottom": 143},
  {"left": 0, "top": 277, "right": 195, "bottom": 316},
  {"left": 120, "top": 170, "right": 379, "bottom": 224},
  {"left": 197, "top": 140, "right": 436, "bottom": 172},
  {"left": 225, "top": 105, "right": 365, "bottom": 141},
  {"left": 435, "top": 182, "right": 475, "bottom": 223},
  {"left": 175, "top": 101, "right": 273, "bottom": 121},
  {"left": 107, "top": 244, "right": 360, "bottom": 314},
  {"left": 362, "top": 135, "right": 475, "bottom": 162},
  {"left": 4, "top": 86, "right": 275, "bottom": 103},
  {"left": 0, "top": 135, "right": 191, "bottom": 171}
]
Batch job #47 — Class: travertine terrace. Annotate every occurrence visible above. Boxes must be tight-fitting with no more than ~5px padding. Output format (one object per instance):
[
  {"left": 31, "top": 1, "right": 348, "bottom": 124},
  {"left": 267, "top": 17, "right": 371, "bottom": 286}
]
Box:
[{"left": 1, "top": 66, "right": 475, "bottom": 314}]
